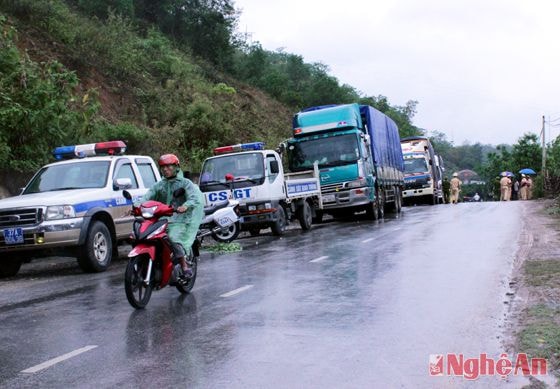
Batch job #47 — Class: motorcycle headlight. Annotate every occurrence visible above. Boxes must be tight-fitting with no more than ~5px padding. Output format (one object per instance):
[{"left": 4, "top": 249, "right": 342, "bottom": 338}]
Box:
[
  {"left": 141, "top": 205, "right": 157, "bottom": 218},
  {"left": 45, "top": 205, "right": 76, "bottom": 220}
]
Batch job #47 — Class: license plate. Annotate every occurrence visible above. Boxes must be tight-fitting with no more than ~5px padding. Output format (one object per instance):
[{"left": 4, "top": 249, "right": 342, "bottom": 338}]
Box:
[
  {"left": 323, "top": 194, "right": 336, "bottom": 203},
  {"left": 3, "top": 228, "right": 24, "bottom": 245}
]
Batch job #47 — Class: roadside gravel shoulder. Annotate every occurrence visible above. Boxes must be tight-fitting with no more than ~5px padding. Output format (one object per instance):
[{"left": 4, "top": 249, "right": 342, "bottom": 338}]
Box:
[{"left": 505, "top": 199, "right": 560, "bottom": 387}]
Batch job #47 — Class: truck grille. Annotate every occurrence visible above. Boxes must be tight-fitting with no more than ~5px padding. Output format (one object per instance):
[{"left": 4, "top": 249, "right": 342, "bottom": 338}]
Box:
[
  {"left": 321, "top": 183, "right": 345, "bottom": 194},
  {"left": 0, "top": 208, "right": 43, "bottom": 228}
]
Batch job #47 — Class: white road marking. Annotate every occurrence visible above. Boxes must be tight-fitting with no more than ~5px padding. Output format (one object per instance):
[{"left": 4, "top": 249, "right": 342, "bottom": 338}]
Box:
[
  {"left": 310, "top": 256, "right": 329, "bottom": 263},
  {"left": 21, "top": 345, "right": 98, "bottom": 374},
  {"left": 362, "top": 238, "right": 374, "bottom": 243},
  {"left": 220, "top": 285, "right": 254, "bottom": 298}
]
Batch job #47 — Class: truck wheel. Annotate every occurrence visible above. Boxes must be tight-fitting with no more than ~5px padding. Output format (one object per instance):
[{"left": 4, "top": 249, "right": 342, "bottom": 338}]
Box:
[
  {"left": 378, "top": 192, "right": 385, "bottom": 219},
  {"left": 312, "top": 210, "right": 323, "bottom": 224},
  {"left": 271, "top": 206, "right": 287, "bottom": 236},
  {"left": 395, "top": 187, "right": 403, "bottom": 213},
  {"left": 77, "top": 221, "right": 113, "bottom": 273},
  {"left": 297, "top": 201, "right": 312, "bottom": 230},
  {"left": 0, "top": 256, "right": 23, "bottom": 278},
  {"left": 366, "top": 201, "right": 379, "bottom": 221},
  {"left": 211, "top": 221, "right": 240, "bottom": 243},
  {"left": 249, "top": 228, "right": 261, "bottom": 237}
]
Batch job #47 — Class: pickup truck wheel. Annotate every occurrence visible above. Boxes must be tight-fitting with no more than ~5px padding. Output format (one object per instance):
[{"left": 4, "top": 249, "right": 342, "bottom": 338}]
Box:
[
  {"left": 297, "top": 201, "right": 313, "bottom": 230},
  {"left": 77, "top": 221, "right": 113, "bottom": 273},
  {"left": 211, "top": 221, "right": 240, "bottom": 243},
  {"left": 0, "top": 257, "right": 23, "bottom": 278},
  {"left": 271, "top": 206, "right": 287, "bottom": 236}
]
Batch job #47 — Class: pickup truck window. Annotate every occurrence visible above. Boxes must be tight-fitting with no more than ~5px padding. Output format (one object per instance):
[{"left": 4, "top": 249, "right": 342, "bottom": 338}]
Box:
[
  {"left": 114, "top": 163, "right": 139, "bottom": 189},
  {"left": 288, "top": 134, "right": 360, "bottom": 171},
  {"left": 137, "top": 163, "right": 157, "bottom": 187},
  {"left": 23, "top": 161, "right": 111, "bottom": 194}
]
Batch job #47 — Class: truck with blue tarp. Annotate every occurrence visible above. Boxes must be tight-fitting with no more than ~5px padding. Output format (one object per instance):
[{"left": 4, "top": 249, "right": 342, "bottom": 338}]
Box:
[
  {"left": 199, "top": 142, "right": 323, "bottom": 236},
  {"left": 400, "top": 136, "right": 443, "bottom": 205},
  {"left": 286, "top": 103, "right": 404, "bottom": 221}
]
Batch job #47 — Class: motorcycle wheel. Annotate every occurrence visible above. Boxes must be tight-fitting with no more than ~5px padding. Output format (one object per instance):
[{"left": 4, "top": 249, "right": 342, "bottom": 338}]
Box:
[
  {"left": 125, "top": 255, "right": 153, "bottom": 309},
  {"left": 211, "top": 221, "right": 240, "bottom": 243},
  {"left": 176, "top": 255, "right": 197, "bottom": 294}
]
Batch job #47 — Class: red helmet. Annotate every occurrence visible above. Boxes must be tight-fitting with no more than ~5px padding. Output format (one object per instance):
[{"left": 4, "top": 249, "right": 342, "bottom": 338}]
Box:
[{"left": 158, "top": 154, "right": 180, "bottom": 166}]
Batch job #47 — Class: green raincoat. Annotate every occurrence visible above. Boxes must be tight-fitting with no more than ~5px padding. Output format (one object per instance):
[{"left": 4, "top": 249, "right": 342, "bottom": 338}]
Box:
[{"left": 139, "top": 170, "right": 204, "bottom": 252}]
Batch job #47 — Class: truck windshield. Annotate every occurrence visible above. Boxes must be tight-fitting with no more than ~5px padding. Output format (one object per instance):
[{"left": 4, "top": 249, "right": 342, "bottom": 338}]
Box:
[
  {"left": 404, "top": 158, "right": 428, "bottom": 174},
  {"left": 23, "top": 161, "right": 111, "bottom": 194},
  {"left": 199, "top": 152, "right": 265, "bottom": 190},
  {"left": 288, "top": 134, "right": 360, "bottom": 171}
]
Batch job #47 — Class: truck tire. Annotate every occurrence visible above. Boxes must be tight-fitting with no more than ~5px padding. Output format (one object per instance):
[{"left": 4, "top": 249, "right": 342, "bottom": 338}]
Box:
[
  {"left": 271, "top": 206, "right": 287, "bottom": 236},
  {"left": 366, "top": 201, "right": 379, "bottom": 221},
  {"left": 77, "top": 221, "right": 113, "bottom": 273},
  {"left": 378, "top": 191, "right": 385, "bottom": 219},
  {"left": 312, "top": 210, "right": 323, "bottom": 224},
  {"left": 395, "top": 187, "right": 403, "bottom": 213},
  {"left": 0, "top": 256, "right": 23, "bottom": 278},
  {"left": 297, "top": 201, "right": 312, "bottom": 230}
]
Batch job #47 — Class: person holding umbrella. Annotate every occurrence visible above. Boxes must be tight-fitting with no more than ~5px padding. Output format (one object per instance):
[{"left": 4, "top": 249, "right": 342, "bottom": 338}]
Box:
[{"left": 520, "top": 174, "right": 528, "bottom": 200}]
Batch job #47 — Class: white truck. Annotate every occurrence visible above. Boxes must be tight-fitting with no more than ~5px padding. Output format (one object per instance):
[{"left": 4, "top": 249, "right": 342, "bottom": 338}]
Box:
[
  {"left": 198, "top": 142, "right": 322, "bottom": 236},
  {"left": 0, "top": 141, "right": 160, "bottom": 277}
]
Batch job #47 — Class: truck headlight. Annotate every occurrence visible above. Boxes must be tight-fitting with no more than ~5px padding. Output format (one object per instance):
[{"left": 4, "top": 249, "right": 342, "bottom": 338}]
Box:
[
  {"left": 346, "top": 178, "right": 367, "bottom": 188},
  {"left": 45, "top": 205, "right": 76, "bottom": 220}
]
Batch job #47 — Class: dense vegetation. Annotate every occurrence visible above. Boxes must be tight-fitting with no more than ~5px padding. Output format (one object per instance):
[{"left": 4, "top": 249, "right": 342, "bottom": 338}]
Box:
[{"left": 1, "top": 0, "right": 559, "bottom": 198}]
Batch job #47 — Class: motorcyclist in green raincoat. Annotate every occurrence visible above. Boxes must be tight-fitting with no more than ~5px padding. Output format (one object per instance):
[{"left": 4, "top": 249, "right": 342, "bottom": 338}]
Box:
[{"left": 140, "top": 154, "right": 204, "bottom": 282}]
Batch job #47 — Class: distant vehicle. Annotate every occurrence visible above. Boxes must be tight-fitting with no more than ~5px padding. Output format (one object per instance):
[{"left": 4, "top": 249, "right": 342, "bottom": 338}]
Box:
[
  {"left": 0, "top": 141, "right": 160, "bottom": 277},
  {"left": 400, "top": 136, "right": 442, "bottom": 205},
  {"left": 287, "top": 103, "right": 404, "bottom": 220}
]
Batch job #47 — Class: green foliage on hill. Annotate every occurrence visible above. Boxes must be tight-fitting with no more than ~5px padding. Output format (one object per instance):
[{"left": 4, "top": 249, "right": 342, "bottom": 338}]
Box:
[{"left": 0, "top": 0, "right": 422, "bottom": 193}]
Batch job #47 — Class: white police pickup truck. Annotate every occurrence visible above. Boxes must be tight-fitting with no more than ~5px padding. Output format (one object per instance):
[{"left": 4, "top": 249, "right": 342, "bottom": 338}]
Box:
[
  {"left": 0, "top": 141, "right": 160, "bottom": 277},
  {"left": 199, "top": 142, "right": 323, "bottom": 236}
]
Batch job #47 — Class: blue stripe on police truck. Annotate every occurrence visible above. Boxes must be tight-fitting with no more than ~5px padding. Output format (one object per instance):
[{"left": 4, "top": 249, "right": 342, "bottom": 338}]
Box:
[
  {"left": 287, "top": 182, "right": 318, "bottom": 194},
  {"left": 207, "top": 188, "right": 252, "bottom": 202},
  {"left": 74, "top": 198, "right": 131, "bottom": 213}
]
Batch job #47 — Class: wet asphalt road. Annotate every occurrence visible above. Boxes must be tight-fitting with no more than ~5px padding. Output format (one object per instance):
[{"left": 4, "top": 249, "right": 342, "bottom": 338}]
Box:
[{"left": 0, "top": 202, "right": 526, "bottom": 388}]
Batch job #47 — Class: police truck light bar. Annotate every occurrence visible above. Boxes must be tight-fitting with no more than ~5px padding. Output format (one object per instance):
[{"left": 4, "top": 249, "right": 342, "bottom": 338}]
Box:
[
  {"left": 213, "top": 142, "right": 264, "bottom": 155},
  {"left": 52, "top": 141, "right": 127, "bottom": 160}
]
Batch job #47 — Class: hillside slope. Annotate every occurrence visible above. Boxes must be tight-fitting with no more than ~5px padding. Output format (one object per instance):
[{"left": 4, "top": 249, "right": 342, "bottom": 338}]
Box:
[{"left": 0, "top": 2, "right": 294, "bottom": 194}]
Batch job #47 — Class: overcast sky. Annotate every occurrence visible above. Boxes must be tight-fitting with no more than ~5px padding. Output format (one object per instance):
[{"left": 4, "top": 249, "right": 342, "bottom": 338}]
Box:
[{"left": 234, "top": 0, "right": 560, "bottom": 146}]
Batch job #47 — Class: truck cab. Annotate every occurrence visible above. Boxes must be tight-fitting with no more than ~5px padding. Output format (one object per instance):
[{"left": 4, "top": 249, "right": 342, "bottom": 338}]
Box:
[
  {"left": 288, "top": 104, "right": 404, "bottom": 220},
  {"left": 400, "top": 136, "right": 441, "bottom": 205},
  {"left": 199, "top": 142, "right": 321, "bottom": 236}
]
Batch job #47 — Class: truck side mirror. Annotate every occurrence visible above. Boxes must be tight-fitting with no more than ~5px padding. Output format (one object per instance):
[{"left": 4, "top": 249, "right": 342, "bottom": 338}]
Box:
[
  {"left": 270, "top": 160, "right": 280, "bottom": 174},
  {"left": 429, "top": 159, "right": 433, "bottom": 165}
]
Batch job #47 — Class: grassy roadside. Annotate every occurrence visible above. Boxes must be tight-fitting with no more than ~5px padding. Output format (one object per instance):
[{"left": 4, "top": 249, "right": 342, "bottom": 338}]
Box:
[
  {"left": 516, "top": 201, "right": 560, "bottom": 386},
  {"left": 518, "top": 262, "right": 560, "bottom": 367}
]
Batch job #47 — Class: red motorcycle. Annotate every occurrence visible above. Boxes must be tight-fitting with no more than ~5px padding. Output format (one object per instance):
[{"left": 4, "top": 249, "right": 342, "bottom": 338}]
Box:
[{"left": 123, "top": 189, "right": 198, "bottom": 309}]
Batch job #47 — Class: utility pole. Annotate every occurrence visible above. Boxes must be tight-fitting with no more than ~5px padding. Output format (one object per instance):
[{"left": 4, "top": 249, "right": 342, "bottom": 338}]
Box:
[
  {"left": 542, "top": 115, "right": 546, "bottom": 172},
  {"left": 541, "top": 115, "right": 547, "bottom": 195}
]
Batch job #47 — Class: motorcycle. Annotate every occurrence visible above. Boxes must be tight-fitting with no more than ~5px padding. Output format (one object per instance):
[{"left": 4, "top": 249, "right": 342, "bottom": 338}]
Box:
[
  {"left": 122, "top": 189, "right": 239, "bottom": 309},
  {"left": 199, "top": 198, "right": 241, "bottom": 243}
]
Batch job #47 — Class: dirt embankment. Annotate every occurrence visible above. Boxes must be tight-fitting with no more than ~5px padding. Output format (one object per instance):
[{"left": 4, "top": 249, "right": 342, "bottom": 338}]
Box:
[{"left": 506, "top": 199, "right": 560, "bottom": 387}]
